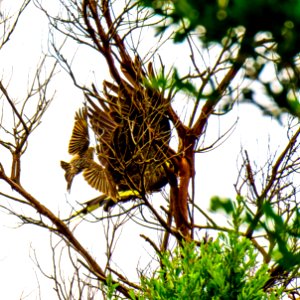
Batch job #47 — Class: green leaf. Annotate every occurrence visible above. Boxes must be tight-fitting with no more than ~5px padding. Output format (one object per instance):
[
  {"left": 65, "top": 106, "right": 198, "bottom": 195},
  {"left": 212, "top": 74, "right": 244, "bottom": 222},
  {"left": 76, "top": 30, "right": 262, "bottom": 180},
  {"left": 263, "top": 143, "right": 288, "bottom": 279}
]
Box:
[{"left": 210, "top": 196, "right": 234, "bottom": 214}]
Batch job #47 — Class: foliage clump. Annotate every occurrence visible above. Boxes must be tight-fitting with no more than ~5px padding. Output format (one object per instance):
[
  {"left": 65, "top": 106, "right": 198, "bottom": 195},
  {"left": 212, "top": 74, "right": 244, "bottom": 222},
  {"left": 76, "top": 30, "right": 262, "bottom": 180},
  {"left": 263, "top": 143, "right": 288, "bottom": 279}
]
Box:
[{"left": 135, "top": 233, "right": 282, "bottom": 300}]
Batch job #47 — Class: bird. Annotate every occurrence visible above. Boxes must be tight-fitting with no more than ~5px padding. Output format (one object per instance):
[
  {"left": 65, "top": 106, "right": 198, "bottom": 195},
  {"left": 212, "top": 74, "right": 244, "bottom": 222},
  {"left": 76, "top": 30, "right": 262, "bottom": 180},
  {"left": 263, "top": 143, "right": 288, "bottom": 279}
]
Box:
[
  {"left": 63, "top": 59, "right": 174, "bottom": 218},
  {"left": 60, "top": 107, "right": 118, "bottom": 200},
  {"left": 60, "top": 147, "right": 94, "bottom": 191},
  {"left": 86, "top": 77, "right": 171, "bottom": 197},
  {"left": 60, "top": 107, "right": 91, "bottom": 191},
  {"left": 64, "top": 88, "right": 171, "bottom": 218}
]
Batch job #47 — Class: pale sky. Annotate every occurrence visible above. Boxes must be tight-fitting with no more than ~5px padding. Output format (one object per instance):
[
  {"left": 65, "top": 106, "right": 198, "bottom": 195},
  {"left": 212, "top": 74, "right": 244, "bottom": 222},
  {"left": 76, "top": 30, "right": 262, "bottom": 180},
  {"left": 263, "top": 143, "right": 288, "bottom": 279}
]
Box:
[{"left": 0, "top": 1, "right": 292, "bottom": 299}]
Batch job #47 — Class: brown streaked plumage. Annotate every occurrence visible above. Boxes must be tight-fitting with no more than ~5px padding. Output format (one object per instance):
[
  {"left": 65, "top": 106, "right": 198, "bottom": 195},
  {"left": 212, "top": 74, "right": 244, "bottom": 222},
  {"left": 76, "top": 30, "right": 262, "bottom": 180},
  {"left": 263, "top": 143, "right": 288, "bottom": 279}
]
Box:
[
  {"left": 60, "top": 107, "right": 91, "bottom": 191},
  {"left": 86, "top": 75, "right": 171, "bottom": 195},
  {"left": 68, "top": 108, "right": 89, "bottom": 156},
  {"left": 61, "top": 107, "right": 118, "bottom": 198},
  {"left": 60, "top": 147, "right": 94, "bottom": 191},
  {"left": 64, "top": 59, "right": 174, "bottom": 217},
  {"left": 83, "top": 160, "right": 117, "bottom": 199}
]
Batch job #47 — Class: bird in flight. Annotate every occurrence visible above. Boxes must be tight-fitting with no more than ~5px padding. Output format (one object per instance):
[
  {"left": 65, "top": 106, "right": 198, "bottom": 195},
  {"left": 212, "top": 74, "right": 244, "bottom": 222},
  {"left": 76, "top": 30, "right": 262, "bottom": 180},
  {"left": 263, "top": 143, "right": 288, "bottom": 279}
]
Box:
[
  {"left": 61, "top": 59, "right": 174, "bottom": 217},
  {"left": 60, "top": 107, "right": 117, "bottom": 201}
]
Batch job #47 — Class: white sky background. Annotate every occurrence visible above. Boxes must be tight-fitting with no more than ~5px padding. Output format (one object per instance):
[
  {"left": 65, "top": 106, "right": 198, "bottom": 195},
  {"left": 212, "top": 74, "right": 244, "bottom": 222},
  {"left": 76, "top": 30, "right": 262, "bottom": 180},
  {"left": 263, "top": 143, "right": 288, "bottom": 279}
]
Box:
[{"left": 0, "top": 1, "right": 293, "bottom": 299}]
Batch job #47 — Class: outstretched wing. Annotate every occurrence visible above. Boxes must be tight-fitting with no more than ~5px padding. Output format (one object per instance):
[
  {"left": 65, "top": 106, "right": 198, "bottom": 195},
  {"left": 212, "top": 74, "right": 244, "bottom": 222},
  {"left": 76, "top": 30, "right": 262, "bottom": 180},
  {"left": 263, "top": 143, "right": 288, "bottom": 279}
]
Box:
[
  {"left": 68, "top": 107, "right": 90, "bottom": 155},
  {"left": 86, "top": 95, "right": 118, "bottom": 145},
  {"left": 83, "top": 160, "right": 118, "bottom": 199}
]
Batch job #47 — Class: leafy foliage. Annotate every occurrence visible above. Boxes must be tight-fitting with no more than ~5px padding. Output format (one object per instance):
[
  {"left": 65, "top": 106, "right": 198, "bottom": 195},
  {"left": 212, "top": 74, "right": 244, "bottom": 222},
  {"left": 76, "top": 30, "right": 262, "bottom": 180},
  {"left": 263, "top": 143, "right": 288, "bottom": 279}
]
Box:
[
  {"left": 140, "top": 0, "right": 300, "bottom": 60},
  {"left": 140, "top": 0, "right": 300, "bottom": 117},
  {"left": 135, "top": 233, "right": 282, "bottom": 299},
  {"left": 261, "top": 202, "right": 300, "bottom": 271},
  {"left": 210, "top": 194, "right": 300, "bottom": 292}
]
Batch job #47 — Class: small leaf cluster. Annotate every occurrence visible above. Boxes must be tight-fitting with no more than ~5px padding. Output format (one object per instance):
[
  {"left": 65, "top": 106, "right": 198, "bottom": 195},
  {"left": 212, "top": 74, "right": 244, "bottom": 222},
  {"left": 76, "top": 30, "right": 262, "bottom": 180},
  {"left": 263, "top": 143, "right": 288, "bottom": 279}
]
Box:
[{"left": 261, "top": 202, "right": 300, "bottom": 271}]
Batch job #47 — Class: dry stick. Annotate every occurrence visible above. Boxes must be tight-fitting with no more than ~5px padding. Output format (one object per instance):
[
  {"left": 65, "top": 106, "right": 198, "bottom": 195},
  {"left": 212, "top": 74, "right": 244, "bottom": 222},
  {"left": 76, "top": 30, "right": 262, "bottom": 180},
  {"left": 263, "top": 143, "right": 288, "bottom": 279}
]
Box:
[
  {"left": 83, "top": 0, "right": 125, "bottom": 89},
  {"left": 245, "top": 126, "right": 300, "bottom": 238},
  {"left": 0, "top": 168, "right": 131, "bottom": 298},
  {"left": 0, "top": 0, "right": 31, "bottom": 48},
  {"left": 160, "top": 207, "right": 172, "bottom": 252},
  {"left": 107, "top": 267, "right": 141, "bottom": 290},
  {"left": 192, "top": 54, "right": 247, "bottom": 138},
  {"left": 0, "top": 81, "right": 29, "bottom": 134},
  {"left": 244, "top": 150, "right": 260, "bottom": 198},
  {"left": 140, "top": 234, "right": 161, "bottom": 255},
  {"left": 141, "top": 194, "right": 183, "bottom": 240}
]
